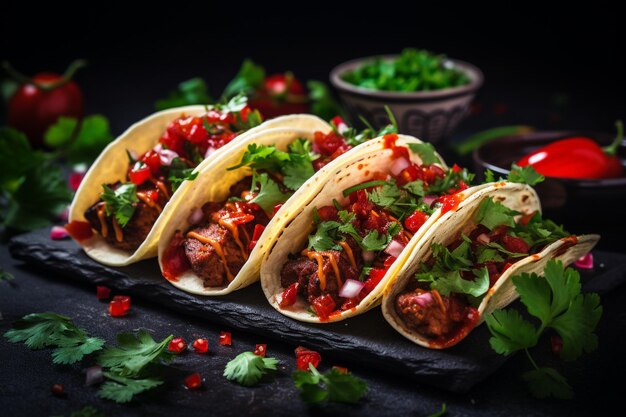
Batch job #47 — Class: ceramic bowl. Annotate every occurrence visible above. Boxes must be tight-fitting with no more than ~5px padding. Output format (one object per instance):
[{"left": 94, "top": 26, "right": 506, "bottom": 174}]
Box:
[{"left": 330, "top": 55, "right": 483, "bottom": 144}]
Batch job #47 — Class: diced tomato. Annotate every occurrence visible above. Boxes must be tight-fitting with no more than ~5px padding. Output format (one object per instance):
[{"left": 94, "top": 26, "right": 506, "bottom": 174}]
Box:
[
  {"left": 438, "top": 193, "right": 462, "bottom": 214},
  {"left": 141, "top": 150, "right": 162, "bottom": 175},
  {"left": 317, "top": 205, "right": 338, "bottom": 221},
  {"left": 295, "top": 346, "right": 321, "bottom": 371},
  {"left": 383, "top": 255, "right": 397, "bottom": 268},
  {"left": 64, "top": 220, "right": 93, "bottom": 241},
  {"left": 192, "top": 338, "right": 209, "bottom": 354},
  {"left": 96, "top": 286, "right": 111, "bottom": 300},
  {"left": 332, "top": 366, "right": 348, "bottom": 374},
  {"left": 248, "top": 224, "right": 266, "bottom": 251},
  {"left": 502, "top": 262, "right": 513, "bottom": 272},
  {"left": 129, "top": 161, "right": 151, "bottom": 185},
  {"left": 422, "top": 164, "right": 446, "bottom": 184},
  {"left": 314, "top": 131, "right": 346, "bottom": 156},
  {"left": 398, "top": 164, "right": 421, "bottom": 185},
  {"left": 272, "top": 204, "right": 283, "bottom": 216},
  {"left": 451, "top": 164, "right": 462, "bottom": 173},
  {"left": 184, "top": 373, "right": 202, "bottom": 390},
  {"left": 391, "top": 145, "right": 409, "bottom": 160},
  {"left": 502, "top": 235, "right": 530, "bottom": 254},
  {"left": 109, "top": 297, "right": 129, "bottom": 317},
  {"left": 187, "top": 121, "right": 209, "bottom": 144},
  {"left": 112, "top": 295, "right": 130, "bottom": 311},
  {"left": 254, "top": 344, "right": 267, "bottom": 357},
  {"left": 311, "top": 294, "right": 337, "bottom": 321},
  {"left": 168, "top": 337, "right": 187, "bottom": 353},
  {"left": 551, "top": 335, "right": 563, "bottom": 355},
  {"left": 519, "top": 212, "right": 535, "bottom": 226},
  {"left": 330, "top": 144, "right": 351, "bottom": 160},
  {"left": 359, "top": 268, "right": 387, "bottom": 299},
  {"left": 341, "top": 298, "right": 358, "bottom": 311},
  {"left": 161, "top": 232, "right": 191, "bottom": 281},
  {"left": 219, "top": 331, "right": 232, "bottom": 346},
  {"left": 454, "top": 180, "right": 469, "bottom": 193},
  {"left": 279, "top": 282, "right": 299, "bottom": 308},
  {"left": 145, "top": 190, "right": 159, "bottom": 202},
  {"left": 331, "top": 116, "right": 347, "bottom": 129},
  {"left": 404, "top": 210, "right": 429, "bottom": 233}
]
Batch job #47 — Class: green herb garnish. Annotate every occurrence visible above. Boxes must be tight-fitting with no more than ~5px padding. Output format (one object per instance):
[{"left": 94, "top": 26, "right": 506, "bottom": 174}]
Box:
[
  {"left": 293, "top": 363, "right": 367, "bottom": 404},
  {"left": 44, "top": 115, "right": 114, "bottom": 164},
  {"left": 341, "top": 48, "right": 470, "bottom": 92},
  {"left": 224, "top": 351, "right": 278, "bottom": 386},
  {"left": 100, "top": 183, "right": 138, "bottom": 228},
  {"left": 168, "top": 157, "right": 199, "bottom": 191},
  {"left": 155, "top": 77, "right": 213, "bottom": 110},
  {"left": 485, "top": 260, "right": 602, "bottom": 399}
]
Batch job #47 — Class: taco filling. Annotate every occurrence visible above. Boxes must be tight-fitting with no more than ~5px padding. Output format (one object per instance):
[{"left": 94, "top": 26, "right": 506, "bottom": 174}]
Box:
[
  {"left": 161, "top": 117, "right": 393, "bottom": 287},
  {"left": 395, "top": 197, "right": 571, "bottom": 348},
  {"left": 82, "top": 97, "right": 262, "bottom": 251},
  {"left": 278, "top": 135, "right": 475, "bottom": 321}
]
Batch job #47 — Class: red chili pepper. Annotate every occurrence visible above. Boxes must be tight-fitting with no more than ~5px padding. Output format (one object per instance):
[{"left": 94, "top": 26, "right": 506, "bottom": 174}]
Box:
[{"left": 517, "top": 121, "right": 624, "bottom": 179}]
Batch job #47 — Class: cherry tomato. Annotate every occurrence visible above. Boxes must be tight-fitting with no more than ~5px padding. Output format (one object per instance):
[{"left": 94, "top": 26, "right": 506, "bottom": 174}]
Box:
[{"left": 7, "top": 62, "right": 84, "bottom": 148}]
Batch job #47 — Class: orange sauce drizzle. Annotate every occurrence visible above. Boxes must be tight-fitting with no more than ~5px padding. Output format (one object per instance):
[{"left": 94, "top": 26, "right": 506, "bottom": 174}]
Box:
[
  {"left": 218, "top": 219, "right": 248, "bottom": 261},
  {"left": 112, "top": 218, "right": 123, "bottom": 242},
  {"left": 136, "top": 192, "right": 162, "bottom": 213},
  {"left": 338, "top": 241, "right": 357, "bottom": 269},
  {"left": 96, "top": 205, "right": 108, "bottom": 238},
  {"left": 186, "top": 231, "right": 235, "bottom": 282}
]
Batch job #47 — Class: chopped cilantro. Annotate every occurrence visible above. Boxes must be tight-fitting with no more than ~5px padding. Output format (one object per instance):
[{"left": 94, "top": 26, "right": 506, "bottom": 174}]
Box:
[
  {"left": 507, "top": 164, "right": 545, "bottom": 185},
  {"left": 485, "top": 260, "right": 602, "bottom": 399},
  {"left": 292, "top": 363, "right": 367, "bottom": 404},
  {"left": 101, "top": 183, "right": 138, "bottom": 228},
  {"left": 424, "top": 167, "right": 474, "bottom": 195},
  {"left": 97, "top": 330, "right": 174, "bottom": 376},
  {"left": 475, "top": 198, "right": 518, "bottom": 230},
  {"left": 408, "top": 142, "right": 441, "bottom": 165},
  {"left": 168, "top": 157, "right": 198, "bottom": 191},
  {"left": 99, "top": 372, "right": 164, "bottom": 404},
  {"left": 4, "top": 313, "right": 105, "bottom": 365},
  {"left": 224, "top": 351, "right": 278, "bottom": 386},
  {"left": 250, "top": 172, "right": 292, "bottom": 213}
]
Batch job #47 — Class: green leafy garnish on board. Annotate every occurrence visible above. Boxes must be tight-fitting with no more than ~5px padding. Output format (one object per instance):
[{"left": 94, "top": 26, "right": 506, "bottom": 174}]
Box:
[
  {"left": 341, "top": 48, "right": 470, "bottom": 92},
  {"left": 3, "top": 313, "right": 105, "bottom": 365},
  {"left": 0, "top": 128, "right": 72, "bottom": 231},
  {"left": 224, "top": 351, "right": 278, "bottom": 386},
  {"left": 292, "top": 363, "right": 368, "bottom": 404},
  {"left": 0, "top": 267, "right": 15, "bottom": 281},
  {"left": 44, "top": 115, "right": 114, "bottom": 164},
  {"left": 155, "top": 77, "right": 213, "bottom": 110},
  {"left": 485, "top": 260, "right": 602, "bottom": 399},
  {"left": 100, "top": 183, "right": 138, "bottom": 228},
  {"left": 99, "top": 372, "right": 164, "bottom": 403},
  {"left": 51, "top": 405, "right": 105, "bottom": 417}
]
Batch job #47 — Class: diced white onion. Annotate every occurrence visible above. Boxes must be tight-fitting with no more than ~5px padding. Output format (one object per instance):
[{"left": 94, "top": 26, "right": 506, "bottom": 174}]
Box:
[
  {"left": 391, "top": 157, "right": 411, "bottom": 176},
  {"left": 414, "top": 292, "right": 433, "bottom": 307},
  {"left": 477, "top": 233, "right": 491, "bottom": 244},
  {"left": 384, "top": 239, "right": 405, "bottom": 258},
  {"left": 159, "top": 149, "right": 179, "bottom": 166},
  {"left": 338, "top": 279, "right": 365, "bottom": 299},
  {"left": 188, "top": 207, "right": 204, "bottom": 225}
]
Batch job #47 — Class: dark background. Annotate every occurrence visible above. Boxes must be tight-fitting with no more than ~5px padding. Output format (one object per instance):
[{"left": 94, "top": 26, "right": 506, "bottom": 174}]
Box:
[{"left": 1, "top": 6, "right": 624, "bottom": 133}]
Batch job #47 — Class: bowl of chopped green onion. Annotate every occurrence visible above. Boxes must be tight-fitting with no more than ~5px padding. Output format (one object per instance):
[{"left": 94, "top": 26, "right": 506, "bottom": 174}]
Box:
[{"left": 330, "top": 48, "right": 483, "bottom": 144}]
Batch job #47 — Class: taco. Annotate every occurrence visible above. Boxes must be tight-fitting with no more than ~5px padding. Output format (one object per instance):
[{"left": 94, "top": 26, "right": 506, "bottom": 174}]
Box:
[
  {"left": 381, "top": 182, "right": 599, "bottom": 349},
  {"left": 158, "top": 117, "right": 396, "bottom": 295},
  {"left": 260, "top": 134, "right": 492, "bottom": 322},
  {"left": 66, "top": 97, "right": 330, "bottom": 266}
]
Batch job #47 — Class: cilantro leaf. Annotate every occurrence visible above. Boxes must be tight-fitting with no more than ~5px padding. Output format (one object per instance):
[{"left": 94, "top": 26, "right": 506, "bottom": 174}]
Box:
[
  {"left": 3, "top": 313, "right": 105, "bottom": 364},
  {"left": 361, "top": 229, "right": 390, "bottom": 251},
  {"left": 0, "top": 127, "right": 46, "bottom": 188},
  {"left": 513, "top": 212, "right": 569, "bottom": 251},
  {"left": 224, "top": 351, "right": 278, "bottom": 386},
  {"left": 522, "top": 368, "right": 573, "bottom": 400},
  {"left": 475, "top": 198, "right": 518, "bottom": 230},
  {"left": 283, "top": 154, "right": 315, "bottom": 190},
  {"left": 476, "top": 247, "right": 505, "bottom": 263},
  {"left": 155, "top": 77, "right": 212, "bottom": 110},
  {"left": 227, "top": 144, "right": 290, "bottom": 172},
  {"left": 44, "top": 115, "right": 114, "bottom": 164},
  {"left": 222, "top": 59, "right": 265, "bottom": 98},
  {"left": 508, "top": 164, "right": 545, "bottom": 185},
  {"left": 99, "top": 371, "right": 163, "bottom": 403},
  {"left": 293, "top": 364, "right": 367, "bottom": 404},
  {"left": 484, "top": 169, "right": 496, "bottom": 182},
  {"left": 100, "top": 183, "right": 138, "bottom": 228},
  {"left": 408, "top": 142, "right": 441, "bottom": 165},
  {"left": 551, "top": 292, "right": 602, "bottom": 361},
  {"left": 250, "top": 172, "right": 292, "bottom": 213},
  {"left": 0, "top": 267, "right": 15, "bottom": 281},
  {"left": 97, "top": 331, "right": 174, "bottom": 376},
  {"left": 424, "top": 166, "right": 475, "bottom": 195},
  {"left": 53, "top": 406, "right": 105, "bottom": 417},
  {"left": 308, "top": 221, "right": 342, "bottom": 252},
  {"left": 485, "top": 309, "right": 538, "bottom": 355},
  {"left": 403, "top": 180, "right": 425, "bottom": 197},
  {"left": 168, "top": 157, "right": 198, "bottom": 191},
  {"left": 368, "top": 183, "right": 402, "bottom": 207},
  {"left": 424, "top": 268, "right": 489, "bottom": 298}
]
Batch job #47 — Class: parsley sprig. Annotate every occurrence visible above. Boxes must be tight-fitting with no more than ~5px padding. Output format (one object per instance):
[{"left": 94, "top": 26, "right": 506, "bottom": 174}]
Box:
[
  {"left": 485, "top": 260, "right": 602, "bottom": 399},
  {"left": 293, "top": 364, "right": 367, "bottom": 404},
  {"left": 4, "top": 313, "right": 105, "bottom": 365},
  {"left": 224, "top": 351, "right": 278, "bottom": 386},
  {"left": 100, "top": 183, "right": 138, "bottom": 228}
]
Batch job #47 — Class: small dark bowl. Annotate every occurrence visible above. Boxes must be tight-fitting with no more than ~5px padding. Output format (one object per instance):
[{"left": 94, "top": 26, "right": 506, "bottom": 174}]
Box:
[
  {"left": 473, "top": 131, "right": 626, "bottom": 251},
  {"left": 330, "top": 55, "right": 483, "bottom": 145}
]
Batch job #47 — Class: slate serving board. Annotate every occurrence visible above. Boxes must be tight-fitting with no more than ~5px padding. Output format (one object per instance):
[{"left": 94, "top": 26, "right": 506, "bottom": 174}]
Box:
[{"left": 10, "top": 229, "right": 624, "bottom": 393}]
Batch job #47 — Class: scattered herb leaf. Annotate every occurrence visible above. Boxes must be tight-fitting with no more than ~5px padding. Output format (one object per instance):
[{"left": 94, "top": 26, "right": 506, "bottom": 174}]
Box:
[
  {"left": 292, "top": 363, "right": 367, "bottom": 404},
  {"left": 224, "top": 351, "right": 278, "bottom": 386}
]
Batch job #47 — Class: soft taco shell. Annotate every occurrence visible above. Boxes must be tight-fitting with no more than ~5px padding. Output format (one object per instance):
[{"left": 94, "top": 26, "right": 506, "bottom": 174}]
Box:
[
  {"left": 260, "top": 135, "right": 493, "bottom": 323},
  {"left": 69, "top": 107, "right": 330, "bottom": 266},
  {"left": 381, "top": 182, "right": 600, "bottom": 348}
]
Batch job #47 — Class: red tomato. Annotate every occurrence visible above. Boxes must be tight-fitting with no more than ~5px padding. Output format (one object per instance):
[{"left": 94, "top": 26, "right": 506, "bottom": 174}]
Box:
[
  {"left": 254, "top": 344, "right": 267, "bottom": 357},
  {"left": 7, "top": 66, "right": 84, "bottom": 148},
  {"left": 141, "top": 150, "right": 162, "bottom": 175},
  {"left": 295, "top": 346, "right": 321, "bottom": 371},
  {"left": 184, "top": 373, "right": 202, "bottom": 390},
  {"left": 279, "top": 282, "right": 299, "bottom": 308},
  {"left": 192, "top": 338, "right": 209, "bottom": 354},
  {"left": 96, "top": 286, "right": 111, "bottom": 300},
  {"left": 250, "top": 73, "right": 309, "bottom": 118},
  {"left": 129, "top": 162, "right": 151, "bottom": 185},
  {"left": 311, "top": 294, "right": 337, "bottom": 321},
  {"left": 161, "top": 232, "right": 191, "bottom": 281},
  {"left": 502, "top": 235, "right": 531, "bottom": 254},
  {"left": 404, "top": 210, "right": 429, "bottom": 233},
  {"left": 64, "top": 220, "right": 93, "bottom": 241},
  {"left": 317, "top": 205, "right": 338, "bottom": 221},
  {"left": 359, "top": 268, "right": 387, "bottom": 298},
  {"left": 219, "top": 331, "right": 232, "bottom": 346},
  {"left": 168, "top": 337, "right": 187, "bottom": 353}
]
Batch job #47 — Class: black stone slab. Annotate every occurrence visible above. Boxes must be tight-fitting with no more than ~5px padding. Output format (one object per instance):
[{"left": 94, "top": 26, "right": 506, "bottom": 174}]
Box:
[{"left": 10, "top": 229, "right": 625, "bottom": 393}]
